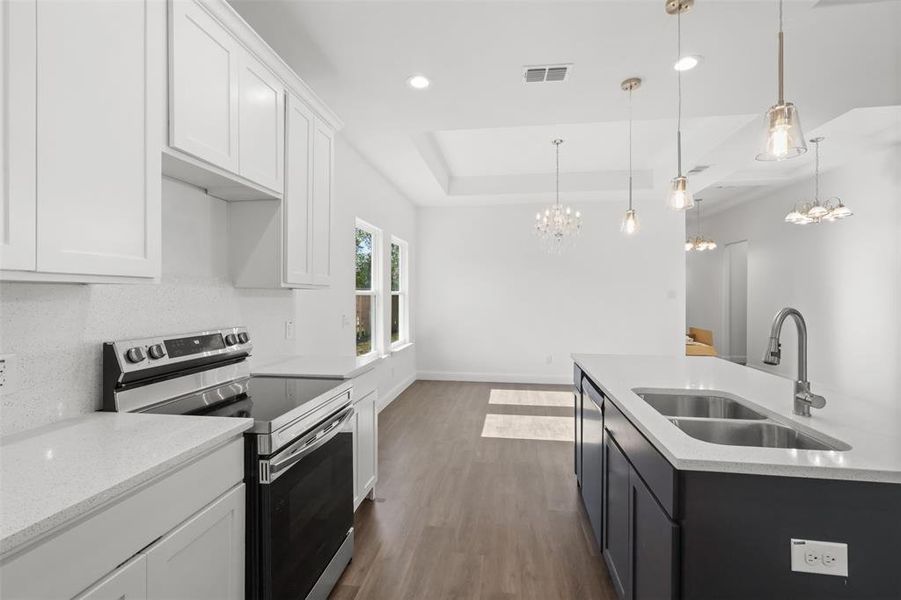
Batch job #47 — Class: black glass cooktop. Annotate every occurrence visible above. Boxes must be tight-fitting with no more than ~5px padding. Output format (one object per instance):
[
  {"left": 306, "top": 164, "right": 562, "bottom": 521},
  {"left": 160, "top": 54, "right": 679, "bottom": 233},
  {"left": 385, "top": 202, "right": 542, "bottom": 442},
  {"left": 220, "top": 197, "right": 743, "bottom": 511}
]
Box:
[{"left": 144, "top": 376, "right": 348, "bottom": 425}]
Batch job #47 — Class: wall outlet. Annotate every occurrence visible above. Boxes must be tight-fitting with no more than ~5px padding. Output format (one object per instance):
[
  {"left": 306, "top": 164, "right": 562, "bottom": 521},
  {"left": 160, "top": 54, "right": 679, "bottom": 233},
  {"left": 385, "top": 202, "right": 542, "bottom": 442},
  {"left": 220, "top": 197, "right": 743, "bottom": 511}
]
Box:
[
  {"left": 791, "top": 539, "right": 848, "bottom": 577},
  {"left": 0, "top": 354, "right": 17, "bottom": 395},
  {"left": 284, "top": 320, "right": 295, "bottom": 341}
]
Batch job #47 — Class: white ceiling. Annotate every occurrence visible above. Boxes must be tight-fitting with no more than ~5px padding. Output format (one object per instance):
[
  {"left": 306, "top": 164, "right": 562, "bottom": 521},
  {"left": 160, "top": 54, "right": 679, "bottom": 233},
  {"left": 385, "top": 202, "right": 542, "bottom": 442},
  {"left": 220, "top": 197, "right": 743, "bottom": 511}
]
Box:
[{"left": 229, "top": 0, "right": 901, "bottom": 209}]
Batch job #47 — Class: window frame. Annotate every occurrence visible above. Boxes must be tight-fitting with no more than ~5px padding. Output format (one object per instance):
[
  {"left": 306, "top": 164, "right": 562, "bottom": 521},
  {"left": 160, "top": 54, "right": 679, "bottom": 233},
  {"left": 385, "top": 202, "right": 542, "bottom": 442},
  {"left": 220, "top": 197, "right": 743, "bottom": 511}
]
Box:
[
  {"left": 355, "top": 219, "right": 382, "bottom": 358},
  {"left": 389, "top": 236, "right": 410, "bottom": 349}
]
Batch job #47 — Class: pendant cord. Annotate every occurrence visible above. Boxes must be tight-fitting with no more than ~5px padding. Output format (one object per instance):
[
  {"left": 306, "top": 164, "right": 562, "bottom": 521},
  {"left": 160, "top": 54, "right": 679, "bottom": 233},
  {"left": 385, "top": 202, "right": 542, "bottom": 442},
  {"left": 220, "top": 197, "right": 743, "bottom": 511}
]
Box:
[
  {"left": 696, "top": 200, "right": 702, "bottom": 237},
  {"left": 814, "top": 140, "right": 820, "bottom": 204},
  {"left": 778, "top": 0, "right": 785, "bottom": 105},
  {"left": 628, "top": 87, "right": 633, "bottom": 211},
  {"left": 555, "top": 142, "right": 560, "bottom": 208},
  {"left": 676, "top": 8, "right": 683, "bottom": 176}
]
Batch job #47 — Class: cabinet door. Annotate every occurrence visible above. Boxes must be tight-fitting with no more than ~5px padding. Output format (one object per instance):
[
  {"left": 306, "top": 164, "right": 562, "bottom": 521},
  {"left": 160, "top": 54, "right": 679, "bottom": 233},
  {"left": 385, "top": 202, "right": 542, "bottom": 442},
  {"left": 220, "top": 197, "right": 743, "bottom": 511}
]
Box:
[
  {"left": 310, "top": 119, "right": 333, "bottom": 286},
  {"left": 604, "top": 434, "right": 632, "bottom": 600},
  {"left": 146, "top": 485, "right": 244, "bottom": 600},
  {"left": 283, "top": 94, "right": 314, "bottom": 285},
  {"left": 581, "top": 391, "right": 603, "bottom": 549},
  {"left": 35, "top": 0, "right": 163, "bottom": 277},
  {"left": 238, "top": 52, "right": 284, "bottom": 192},
  {"left": 0, "top": 0, "right": 36, "bottom": 272},
  {"left": 169, "top": 0, "right": 240, "bottom": 173},
  {"left": 354, "top": 391, "right": 378, "bottom": 506},
  {"left": 75, "top": 554, "right": 147, "bottom": 600},
  {"left": 632, "top": 476, "right": 678, "bottom": 600}
]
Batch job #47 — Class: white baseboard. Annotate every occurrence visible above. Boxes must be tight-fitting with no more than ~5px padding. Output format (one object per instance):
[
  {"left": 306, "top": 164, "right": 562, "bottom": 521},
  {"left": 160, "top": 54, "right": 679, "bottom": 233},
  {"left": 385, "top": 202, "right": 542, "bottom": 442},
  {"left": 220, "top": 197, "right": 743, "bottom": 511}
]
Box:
[
  {"left": 416, "top": 370, "right": 570, "bottom": 386},
  {"left": 378, "top": 375, "right": 416, "bottom": 413}
]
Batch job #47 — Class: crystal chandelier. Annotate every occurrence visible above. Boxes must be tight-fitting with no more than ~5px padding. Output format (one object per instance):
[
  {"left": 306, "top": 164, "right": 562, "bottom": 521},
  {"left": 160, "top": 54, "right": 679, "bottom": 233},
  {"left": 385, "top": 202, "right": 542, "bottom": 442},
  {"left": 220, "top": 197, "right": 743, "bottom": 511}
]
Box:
[
  {"left": 666, "top": 0, "right": 695, "bottom": 211},
  {"left": 535, "top": 139, "right": 582, "bottom": 253},
  {"left": 621, "top": 77, "right": 641, "bottom": 235},
  {"left": 785, "top": 137, "right": 853, "bottom": 225},
  {"left": 756, "top": 0, "right": 807, "bottom": 161},
  {"left": 685, "top": 199, "right": 717, "bottom": 251}
]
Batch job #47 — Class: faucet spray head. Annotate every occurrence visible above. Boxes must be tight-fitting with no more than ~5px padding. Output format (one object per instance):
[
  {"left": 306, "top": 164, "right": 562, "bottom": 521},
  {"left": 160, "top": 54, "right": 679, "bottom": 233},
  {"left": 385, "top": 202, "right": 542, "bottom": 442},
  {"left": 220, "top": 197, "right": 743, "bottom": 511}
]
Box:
[{"left": 763, "top": 337, "right": 781, "bottom": 365}]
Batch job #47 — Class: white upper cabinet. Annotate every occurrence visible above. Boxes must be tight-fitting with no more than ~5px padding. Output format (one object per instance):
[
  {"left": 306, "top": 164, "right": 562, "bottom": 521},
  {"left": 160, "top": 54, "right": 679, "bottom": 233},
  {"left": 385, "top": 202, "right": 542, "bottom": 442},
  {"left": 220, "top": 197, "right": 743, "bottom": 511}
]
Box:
[
  {"left": 311, "top": 119, "right": 334, "bottom": 286},
  {"left": 35, "top": 0, "right": 163, "bottom": 278},
  {"left": 238, "top": 53, "right": 284, "bottom": 193},
  {"left": 169, "top": 0, "right": 285, "bottom": 195},
  {"left": 1, "top": 0, "right": 163, "bottom": 280},
  {"left": 0, "top": 0, "right": 36, "bottom": 272},
  {"left": 284, "top": 94, "right": 315, "bottom": 285},
  {"left": 169, "top": 0, "right": 240, "bottom": 174}
]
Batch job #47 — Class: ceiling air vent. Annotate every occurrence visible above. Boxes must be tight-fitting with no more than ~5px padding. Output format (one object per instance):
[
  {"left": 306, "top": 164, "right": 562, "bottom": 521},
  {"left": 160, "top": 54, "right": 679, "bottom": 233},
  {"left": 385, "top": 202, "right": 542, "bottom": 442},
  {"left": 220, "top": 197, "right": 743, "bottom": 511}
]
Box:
[
  {"left": 687, "top": 164, "right": 711, "bottom": 175},
  {"left": 523, "top": 64, "right": 572, "bottom": 84}
]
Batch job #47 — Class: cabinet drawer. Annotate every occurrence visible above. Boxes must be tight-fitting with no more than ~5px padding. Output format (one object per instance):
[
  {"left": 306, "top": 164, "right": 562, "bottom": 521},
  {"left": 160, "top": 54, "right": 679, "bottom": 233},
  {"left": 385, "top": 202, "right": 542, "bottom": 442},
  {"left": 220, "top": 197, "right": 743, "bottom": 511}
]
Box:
[
  {"left": 0, "top": 438, "right": 244, "bottom": 599},
  {"left": 605, "top": 400, "right": 677, "bottom": 518}
]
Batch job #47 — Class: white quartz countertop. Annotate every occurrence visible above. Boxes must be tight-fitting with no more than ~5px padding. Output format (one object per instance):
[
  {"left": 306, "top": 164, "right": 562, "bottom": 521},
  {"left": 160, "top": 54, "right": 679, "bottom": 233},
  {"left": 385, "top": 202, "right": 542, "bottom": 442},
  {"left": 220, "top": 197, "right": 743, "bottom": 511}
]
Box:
[
  {"left": 572, "top": 354, "right": 901, "bottom": 484},
  {"left": 251, "top": 352, "right": 384, "bottom": 379},
  {"left": 0, "top": 412, "right": 252, "bottom": 556}
]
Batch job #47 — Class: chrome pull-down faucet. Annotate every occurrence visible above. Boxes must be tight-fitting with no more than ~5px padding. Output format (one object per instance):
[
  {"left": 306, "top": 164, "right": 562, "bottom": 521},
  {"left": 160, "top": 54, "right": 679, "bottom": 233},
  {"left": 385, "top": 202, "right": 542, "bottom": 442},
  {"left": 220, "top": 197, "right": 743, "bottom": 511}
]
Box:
[{"left": 763, "top": 307, "right": 826, "bottom": 417}]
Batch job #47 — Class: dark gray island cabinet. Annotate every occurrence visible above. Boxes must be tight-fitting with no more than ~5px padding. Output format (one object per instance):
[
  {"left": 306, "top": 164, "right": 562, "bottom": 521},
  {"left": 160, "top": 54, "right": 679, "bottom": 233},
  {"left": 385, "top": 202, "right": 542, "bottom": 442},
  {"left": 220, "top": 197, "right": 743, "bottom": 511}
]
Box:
[{"left": 574, "top": 365, "right": 901, "bottom": 600}]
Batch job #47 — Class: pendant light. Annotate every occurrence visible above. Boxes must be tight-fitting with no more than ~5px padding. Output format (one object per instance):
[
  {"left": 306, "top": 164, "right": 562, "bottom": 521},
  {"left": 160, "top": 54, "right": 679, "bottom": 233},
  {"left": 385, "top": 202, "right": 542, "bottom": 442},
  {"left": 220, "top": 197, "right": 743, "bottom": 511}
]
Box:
[
  {"left": 534, "top": 139, "right": 582, "bottom": 254},
  {"left": 666, "top": 0, "right": 694, "bottom": 211},
  {"left": 685, "top": 199, "right": 716, "bottom": 251},
  {"left": 621, "top": 77, "right": 642, "bottom": 235},
  {"left": 756, "top": 0, "right": 807, "bottom": 161},
  {"left": 785, "top": 137, "right": 853, "bottom": 225}
]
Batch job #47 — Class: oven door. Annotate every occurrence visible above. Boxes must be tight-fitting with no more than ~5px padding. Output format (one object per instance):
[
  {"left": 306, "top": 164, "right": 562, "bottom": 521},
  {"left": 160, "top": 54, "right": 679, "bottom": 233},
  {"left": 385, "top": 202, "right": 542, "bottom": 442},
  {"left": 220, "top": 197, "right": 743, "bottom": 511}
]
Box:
[{"left": 258, "top": 405, "right": 354, "bottom": 600}]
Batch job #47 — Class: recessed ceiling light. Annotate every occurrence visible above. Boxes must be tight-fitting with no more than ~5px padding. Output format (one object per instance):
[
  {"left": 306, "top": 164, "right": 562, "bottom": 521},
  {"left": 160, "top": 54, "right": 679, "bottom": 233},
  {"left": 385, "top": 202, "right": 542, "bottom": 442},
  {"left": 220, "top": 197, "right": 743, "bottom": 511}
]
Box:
[
  {"left": 674, "top": 55, "right": 702, "bottom": 71},
  {"left": 407, "top": 75, "right": 430, "bottom": 90}
]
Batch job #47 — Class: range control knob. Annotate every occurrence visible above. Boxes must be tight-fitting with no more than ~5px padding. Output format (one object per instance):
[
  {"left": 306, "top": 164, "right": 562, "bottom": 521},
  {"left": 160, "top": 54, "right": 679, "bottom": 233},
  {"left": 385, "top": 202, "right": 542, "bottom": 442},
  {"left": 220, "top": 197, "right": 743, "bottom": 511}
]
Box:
[
  {"left": 125, "top": 347, "right": 146, "bottom": 364},
  {"left": 148, "top": 344, "right": 166, "bottom": 360},
  {"left": 238, "top": 332, "right": 249, "bottom": 344},
  {"left": 225, "top": 333, "right": 239, "bottom": 346}
]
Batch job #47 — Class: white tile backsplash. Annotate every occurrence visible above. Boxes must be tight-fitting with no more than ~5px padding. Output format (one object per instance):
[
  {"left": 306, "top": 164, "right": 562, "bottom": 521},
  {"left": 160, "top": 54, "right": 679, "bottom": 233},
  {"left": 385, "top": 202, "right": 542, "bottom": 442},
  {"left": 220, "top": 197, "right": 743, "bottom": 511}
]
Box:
[{"left": 0, "top": 178, "right": 295, "bottom": 436}]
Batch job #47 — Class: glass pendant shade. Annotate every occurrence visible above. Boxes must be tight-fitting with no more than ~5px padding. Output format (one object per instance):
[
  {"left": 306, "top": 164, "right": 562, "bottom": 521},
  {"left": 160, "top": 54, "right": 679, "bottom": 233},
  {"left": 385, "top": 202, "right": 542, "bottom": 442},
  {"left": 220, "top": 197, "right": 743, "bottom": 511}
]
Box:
[
  {"left": 757, "top": 103, "right": 807, "bottom": 161},
  {"left": 667, "top": 176, "right": 694, "bottom": 211},
  {"left": 621, "top": 208, "right": 639, "bottom": 235},
  {"left": 829, "top": 200, "right": 853, "bottom": 219}
]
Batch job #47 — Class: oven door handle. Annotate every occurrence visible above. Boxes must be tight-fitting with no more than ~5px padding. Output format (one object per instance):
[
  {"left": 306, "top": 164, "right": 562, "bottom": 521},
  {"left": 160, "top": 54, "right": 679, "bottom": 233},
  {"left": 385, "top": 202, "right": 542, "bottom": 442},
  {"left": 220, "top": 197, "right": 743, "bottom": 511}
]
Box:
[{"left": 261, "top": 406, "right": 354, "bottom": 484}]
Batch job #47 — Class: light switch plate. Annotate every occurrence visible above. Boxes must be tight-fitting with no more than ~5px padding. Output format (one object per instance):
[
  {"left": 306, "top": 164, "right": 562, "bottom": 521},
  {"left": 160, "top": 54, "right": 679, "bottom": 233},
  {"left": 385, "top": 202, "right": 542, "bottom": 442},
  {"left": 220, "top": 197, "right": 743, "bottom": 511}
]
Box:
[{"left": 791, "top": 539, "right": 848, "bottom": 577}]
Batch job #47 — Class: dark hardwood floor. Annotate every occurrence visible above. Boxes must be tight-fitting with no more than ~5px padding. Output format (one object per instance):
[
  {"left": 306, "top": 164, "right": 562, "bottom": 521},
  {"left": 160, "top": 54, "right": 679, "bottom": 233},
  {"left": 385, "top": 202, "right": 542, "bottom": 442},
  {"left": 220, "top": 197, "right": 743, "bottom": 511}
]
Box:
[{"left": 330, "top": 380, "right": 617, "bottom": 600}]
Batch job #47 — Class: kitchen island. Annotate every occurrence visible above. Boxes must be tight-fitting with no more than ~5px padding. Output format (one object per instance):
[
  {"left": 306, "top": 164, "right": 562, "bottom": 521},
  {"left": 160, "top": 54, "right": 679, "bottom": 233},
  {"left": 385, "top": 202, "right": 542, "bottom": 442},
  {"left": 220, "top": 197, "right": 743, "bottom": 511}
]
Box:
[{"left": 572, "top": 354, "right": 901, "bottom": 600}]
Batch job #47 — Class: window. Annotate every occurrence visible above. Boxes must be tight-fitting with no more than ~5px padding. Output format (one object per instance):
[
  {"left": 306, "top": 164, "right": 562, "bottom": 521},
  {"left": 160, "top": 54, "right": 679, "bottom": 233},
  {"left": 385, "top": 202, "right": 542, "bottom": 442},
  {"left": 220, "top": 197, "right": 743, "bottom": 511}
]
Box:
[
  {"left": 390, "top": 237, "right": 409, "bottom": 347},
  {"left": 355, "top": 220, "right": 381, "bottom": 357}
]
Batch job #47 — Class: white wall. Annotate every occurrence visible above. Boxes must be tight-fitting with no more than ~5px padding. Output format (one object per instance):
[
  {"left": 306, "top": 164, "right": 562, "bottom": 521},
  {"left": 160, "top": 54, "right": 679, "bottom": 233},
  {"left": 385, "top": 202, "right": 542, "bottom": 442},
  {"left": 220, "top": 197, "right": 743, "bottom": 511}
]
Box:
[
  {"left": 686, "top": 145, "right": 901, "bottom": 406},
  {"left": 0, "top": 178, "right": 296, "bottom": 435},
  {"left": 416, "top": 200, "right": 685, "bottom": 384},
  {"left": 0, "top": 138, "right": 419, "bottom": 436},
  {"left": 294, "top": 137, "right": 418, "bottom": 409}
]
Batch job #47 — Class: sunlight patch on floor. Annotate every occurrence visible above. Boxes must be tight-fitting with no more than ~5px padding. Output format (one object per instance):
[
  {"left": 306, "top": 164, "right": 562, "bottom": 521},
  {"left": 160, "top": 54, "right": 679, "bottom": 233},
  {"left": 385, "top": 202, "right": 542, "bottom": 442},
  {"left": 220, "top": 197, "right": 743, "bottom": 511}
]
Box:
[
  {"left": 488, "top": 388, "right": 571, "bottom": 408},
  {"left": 480, "top": 414, "right": 573, "bottom": 442}
]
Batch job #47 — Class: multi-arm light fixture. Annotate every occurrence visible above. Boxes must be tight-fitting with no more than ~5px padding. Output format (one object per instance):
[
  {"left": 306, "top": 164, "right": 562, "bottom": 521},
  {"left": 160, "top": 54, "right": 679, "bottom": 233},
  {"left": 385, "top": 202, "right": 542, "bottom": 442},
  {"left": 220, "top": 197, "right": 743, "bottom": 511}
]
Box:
[
  {"left": 535, "top": 139, "right": 582, "bottom": 253},
  {"left": 685, "top": 199, "right": 717, "bottom": 252},
  {"left": 785, "top": 137, "right": 853, "bottom": 225}
]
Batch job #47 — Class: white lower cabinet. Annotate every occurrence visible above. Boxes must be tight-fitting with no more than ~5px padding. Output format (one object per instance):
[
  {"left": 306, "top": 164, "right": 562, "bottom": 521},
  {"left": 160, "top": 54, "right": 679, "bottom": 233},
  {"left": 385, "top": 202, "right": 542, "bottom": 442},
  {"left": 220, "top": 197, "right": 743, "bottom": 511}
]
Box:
[
  {"left": 353, "top": 390, "right": 378, "bottom": 509},
  {"left": 0, "top": 439, "right": 245, "bottom": 600},
  {"left": 74, "top": 555, "right": 148, "bottom": 600},
  {"left": 146, "top": 485, "right": 244, "bottom": 600}
]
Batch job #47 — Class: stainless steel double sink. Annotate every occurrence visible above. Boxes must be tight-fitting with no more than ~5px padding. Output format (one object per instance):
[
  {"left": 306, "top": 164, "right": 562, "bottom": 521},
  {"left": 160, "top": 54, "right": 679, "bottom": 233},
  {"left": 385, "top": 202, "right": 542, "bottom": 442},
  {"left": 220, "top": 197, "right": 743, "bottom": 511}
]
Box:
[{"left": 633, "top": 390, "right": 850, "bottom": 451}]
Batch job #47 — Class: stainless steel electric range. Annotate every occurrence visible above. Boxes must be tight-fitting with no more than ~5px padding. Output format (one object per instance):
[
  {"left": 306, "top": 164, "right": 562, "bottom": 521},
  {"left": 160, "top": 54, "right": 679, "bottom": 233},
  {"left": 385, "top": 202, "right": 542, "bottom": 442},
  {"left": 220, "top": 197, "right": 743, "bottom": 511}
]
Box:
[{"left": 102, "top": 326, "right": 354, "bottom": 600}]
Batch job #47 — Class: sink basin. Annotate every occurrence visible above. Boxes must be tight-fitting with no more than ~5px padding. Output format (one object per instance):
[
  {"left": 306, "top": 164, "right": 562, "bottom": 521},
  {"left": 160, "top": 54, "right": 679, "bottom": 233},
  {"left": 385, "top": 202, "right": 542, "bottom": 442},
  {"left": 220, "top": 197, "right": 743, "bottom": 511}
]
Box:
[
  {"left": 636, "top": 391, "right": 767, "bottom": 420},
  {"left": 668, "top": 418, "right": 850, "bottom": 451}
]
